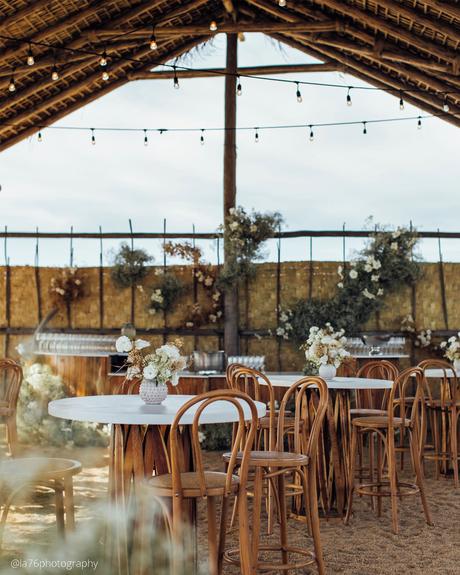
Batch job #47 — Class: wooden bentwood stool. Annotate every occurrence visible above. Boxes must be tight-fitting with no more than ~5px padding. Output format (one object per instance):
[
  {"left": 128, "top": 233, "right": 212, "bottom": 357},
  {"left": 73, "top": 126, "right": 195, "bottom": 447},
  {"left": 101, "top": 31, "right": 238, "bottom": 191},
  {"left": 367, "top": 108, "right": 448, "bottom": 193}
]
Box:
[
  {"left": 223, "top": 377, "right": 328, "bottom": 575},
  {"left": 0, "top": 359, "right": 23, "bottom": 456},
  {"left": 345, "top": 367, "right": 433, "bottom": 534},
  {"left": 144, "top": 389, "right": 258, "bottom": 575}
]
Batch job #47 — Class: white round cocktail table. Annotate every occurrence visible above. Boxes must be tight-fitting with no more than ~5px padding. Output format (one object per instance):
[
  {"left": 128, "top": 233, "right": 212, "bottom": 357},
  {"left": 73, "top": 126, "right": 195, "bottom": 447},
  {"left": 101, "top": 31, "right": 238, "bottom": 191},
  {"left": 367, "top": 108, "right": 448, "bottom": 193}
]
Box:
[
  {"left": 261, "top": 373, "right": 393, "bottom": 515},
  {"left": 49, "top": 394, "right": 266, "bottom": 573}
]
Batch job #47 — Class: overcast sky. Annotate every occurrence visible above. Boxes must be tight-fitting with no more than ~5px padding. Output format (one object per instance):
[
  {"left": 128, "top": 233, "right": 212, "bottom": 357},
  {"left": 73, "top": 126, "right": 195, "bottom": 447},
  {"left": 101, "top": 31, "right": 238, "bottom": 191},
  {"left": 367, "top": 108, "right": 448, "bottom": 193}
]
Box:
[{"left": 0, "top": 33, "right": 459, "bottom": 266}]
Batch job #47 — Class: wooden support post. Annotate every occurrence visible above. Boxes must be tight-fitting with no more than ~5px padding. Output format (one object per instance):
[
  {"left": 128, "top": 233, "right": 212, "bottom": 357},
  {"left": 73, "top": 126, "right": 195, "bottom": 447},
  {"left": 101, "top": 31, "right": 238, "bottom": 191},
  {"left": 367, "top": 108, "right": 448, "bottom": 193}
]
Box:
[{"left": 223, "top": 33, "right": 239, "bottom": 357}]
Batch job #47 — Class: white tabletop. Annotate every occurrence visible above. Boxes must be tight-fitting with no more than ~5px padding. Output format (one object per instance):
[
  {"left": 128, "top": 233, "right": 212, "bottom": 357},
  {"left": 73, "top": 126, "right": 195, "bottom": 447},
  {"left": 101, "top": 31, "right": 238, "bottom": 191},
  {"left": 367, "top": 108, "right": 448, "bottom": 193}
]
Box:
[
  {"left": 263, "top": 374, "right": 393, "bottom": 390},
  {"left": 423, "top": 369, "right": 459, "bottom": 379},
  {"left": 48, "top": 394, "right": 266, "bottom": 426}
]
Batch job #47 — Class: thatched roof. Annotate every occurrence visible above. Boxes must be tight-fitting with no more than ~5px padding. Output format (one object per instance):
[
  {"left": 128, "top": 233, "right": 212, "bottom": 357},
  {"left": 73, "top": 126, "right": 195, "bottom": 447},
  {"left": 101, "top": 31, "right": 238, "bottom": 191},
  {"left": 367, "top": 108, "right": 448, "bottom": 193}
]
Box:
[{"left": 0, "top": 0, "right": 459, "bottom": 152}]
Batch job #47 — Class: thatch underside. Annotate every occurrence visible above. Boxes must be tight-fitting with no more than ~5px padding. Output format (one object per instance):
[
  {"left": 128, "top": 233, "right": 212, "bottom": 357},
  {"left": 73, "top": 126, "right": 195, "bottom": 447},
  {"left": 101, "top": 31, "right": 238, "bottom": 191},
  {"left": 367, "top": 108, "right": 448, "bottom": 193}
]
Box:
[{"left": 0, "top": 0, "right": 459, "bottom": 152}]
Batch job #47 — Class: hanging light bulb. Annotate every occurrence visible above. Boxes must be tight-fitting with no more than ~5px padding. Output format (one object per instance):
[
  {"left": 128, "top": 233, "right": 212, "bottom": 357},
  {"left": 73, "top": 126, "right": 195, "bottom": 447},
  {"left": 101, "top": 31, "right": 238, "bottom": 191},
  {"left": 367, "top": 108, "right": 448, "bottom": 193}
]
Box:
[
  {"left": 296, "top": 82, "right": 302, "bottom": 103},
  {"left": 149, "top": 28, "right": 158, "bottom": 50},
  {"left": 102, "top": 69, "right": 109, "bottom": 81},
  {"left": 443, "top": 96, "right": 449, "bottom": 112},
  {"left": 8, "top": 74, "right": 16, "bottom": 92},
  {"left": 399, "top": 92, "right": 404, "bottom": 110},
  {"left": 278, "top": 0, "right": 287, "bottom": 6},
  {"left": 51, "top": 65, "right": 59, "bottom": 81},
  {"left": 144, "top": 129, "right": 148, "bottom": 146},
  {"left": 37, "top": 131, "right": 42, "bottom": 142},
  {"left": 254, "top": 128, "right": 259, "bottom": 143},
  {"left": 236, "top": 75, "right": 242, "bottom": 96},
  {"left": 99, "top": 50, "right": 108, "bottom": 67},
  {"left": 173, "top": 66, "right": 179, "bottom": 89},
  {"left": 200, "top": 129, "right": 205, "bottom": 145},
  {"left": 91, "top": 128, "right": 96, "bottom": 145},
  {"left": 309, "top": 125, "right": 314, "bottom": 141},
  {"left": 209, "top": 21, "right": 218, "bottom": 32},
  {"left": 26, "top": 44, "right": 35, "bottom": 66},
  {"left": 362, "top": 121, "right": 367, "bottom": 135},
  {"left": 346, "top": 87, "right": 352, "bottom": 106},
  {"left": 417, "top": 116, "right": 422, "bottom": 130}
]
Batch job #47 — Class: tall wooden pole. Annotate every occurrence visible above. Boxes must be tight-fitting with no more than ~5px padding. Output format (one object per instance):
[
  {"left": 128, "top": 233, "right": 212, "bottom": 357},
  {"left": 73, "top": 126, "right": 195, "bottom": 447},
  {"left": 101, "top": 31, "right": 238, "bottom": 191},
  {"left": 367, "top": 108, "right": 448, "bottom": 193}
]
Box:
[{"left": 223, "top": 33, "right": 239, "bottom": 356}]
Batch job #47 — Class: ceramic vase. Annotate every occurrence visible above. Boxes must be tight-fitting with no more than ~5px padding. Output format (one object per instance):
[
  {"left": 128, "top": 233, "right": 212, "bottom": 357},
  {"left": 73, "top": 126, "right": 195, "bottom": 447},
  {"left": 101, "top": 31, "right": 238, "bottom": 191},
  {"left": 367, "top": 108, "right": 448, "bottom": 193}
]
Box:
[
  {"left": 139, "top": 379, "right": 168, "bottom": 404},
  {"left": 318, "top": 364, "right": 337, "bottom": 381}
]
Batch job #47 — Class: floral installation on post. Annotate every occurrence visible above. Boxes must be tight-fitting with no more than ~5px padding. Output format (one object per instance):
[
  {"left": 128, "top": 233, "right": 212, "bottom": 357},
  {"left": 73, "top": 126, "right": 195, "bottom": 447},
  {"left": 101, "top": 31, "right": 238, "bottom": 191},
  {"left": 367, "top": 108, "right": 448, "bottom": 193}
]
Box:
[
  {"left": 111, "top": 243, "right": 152, "bottom": 289},
  {"left": 17, "top": 363, "right": 109, "bottom": 448},
  {"left": 115, "top": 335, "right": 188, "bottom": 385},
  {"left": 440, "top": 333, "right": 460, "bottom": 366},
  {"left": 50, "top": 267, "right": 84, "bottom": 305},
  {"left": 163, "top": 241, "right": 224, "bottom": 328},
  {"left": 400, "top": 314, "right": 433, "bottom": 349},
  {"left": 289, "top": 221, "right": 421, "bottom": 341},
  {"left": 302, "top": 324, "right": 350, "bottom": 369},
  {"left": 148, "top": 272, "right": 184, "bottom": 315},
  {"left": 218, "top": 206, "right": 283, "bottom": 289},
  {"left": 271, "top": 307, "right": 294, "bottom": 340}
]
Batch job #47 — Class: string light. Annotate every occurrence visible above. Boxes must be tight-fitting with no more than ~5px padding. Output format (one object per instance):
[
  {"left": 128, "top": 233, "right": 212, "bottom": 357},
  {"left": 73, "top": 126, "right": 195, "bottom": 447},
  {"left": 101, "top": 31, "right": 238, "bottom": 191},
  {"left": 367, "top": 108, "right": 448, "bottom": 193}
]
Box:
[
  {"left": 8, "top": 73, "right": 16, "bottom": 92},
  {"left": 102, "top": 69, "right": 109, "bottom": 81},
  {"left": 296, "top": 82, "right": 302, "bottom": 103},
  {"left": 278, "top": 0, "right": 287, "bottom": 6},
  {"left": 254, "top": 128, "right": 259, "bottom": 143},
  {"left": 346, "top": 87, "right": 352, "bottom": 106},
  {"left": 209, "top": 21, "right": 218, "bottom": 32},
  {"left": 91, "top": 128, "right": 96, "bottom": 145},
  {"left": 149, "top": 27, "right": 158, "bottom": 50},
  {"left": 443, "top": 96, "right": 450, "bottom": 112},
  {"left": 26, "top": 44, "right": 35, "bottom": 66},
  {"left": 362, "top": 121, "right": 367, "bottom": 134},
  {"left": 309, "top": 125, "right": 314, "bottom": 141},
  {"left": 236, "top": 75, "right": 242, "bottom": 96},
  {"left": 200, "top": 129, "right": 205, "bottom": 145},
  {"left": 417, "top": 116, "right": 422, "bottom": 129},
  {"left": 399, "top": 92, "right": 405, "bottom": 110},
  {"left": 143, "top": 129, "right": 148, "bottom": 146},
  {"left": 37, "top": 131, "right": 42, "bottom": 142},
  {"left": 99, "top": 50, "right": 108, "bottom": 67},
  {"left": 51, "top": 65, "right": 59, "bottom": 81},
  {"left": 173, "top": 66, "right": 179, "bottom": 89}
]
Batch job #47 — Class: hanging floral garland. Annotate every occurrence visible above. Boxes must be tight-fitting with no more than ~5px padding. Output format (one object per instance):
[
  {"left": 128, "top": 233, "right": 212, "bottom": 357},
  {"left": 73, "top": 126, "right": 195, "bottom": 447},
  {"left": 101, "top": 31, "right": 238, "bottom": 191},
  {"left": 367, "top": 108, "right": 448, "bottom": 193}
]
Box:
[
  {"left": 148, "top": 272, "right": 184, "bottom": 316},
  {"left": 111, "top": 243, "right": 152, "bottom": 289},
  {"left": 281, "top": 224, "right": 421, "bottom": 341},
  {"left": 49, "top": 267, "right": 84, "bottom": 305}
]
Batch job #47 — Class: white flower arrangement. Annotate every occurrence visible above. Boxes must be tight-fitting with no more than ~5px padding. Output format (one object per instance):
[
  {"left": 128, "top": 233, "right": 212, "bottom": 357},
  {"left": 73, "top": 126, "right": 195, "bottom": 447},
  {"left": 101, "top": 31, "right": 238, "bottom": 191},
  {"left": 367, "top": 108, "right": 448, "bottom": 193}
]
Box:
[
  {"left": 271, "top": 307, "right": 294, "bottom": 340},
  {"left": 116, "top": 336, "right": 188, "bottom": 386},
  {"left": 440, "top": 333, "right": 460, "bottom": 362},
  {"left": 415, "top": 329, "right": 432, "bottom": 348},
  {"left": 303, "top": 324, "right": 350, "bottom": 368}
]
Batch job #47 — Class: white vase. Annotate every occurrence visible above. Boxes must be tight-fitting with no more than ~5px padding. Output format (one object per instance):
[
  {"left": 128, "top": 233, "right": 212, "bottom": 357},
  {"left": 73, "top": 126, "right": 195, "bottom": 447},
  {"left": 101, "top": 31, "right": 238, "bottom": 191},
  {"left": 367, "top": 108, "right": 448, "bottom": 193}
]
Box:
[
  {"left": 139, "top": 379, "right": 168, "bottom": 404},
  {"left": 319, "top": 364, "right": 337, "bottom": 381},
  {"left": 454, "top": 359, "right": 460, "bottom": 373}
]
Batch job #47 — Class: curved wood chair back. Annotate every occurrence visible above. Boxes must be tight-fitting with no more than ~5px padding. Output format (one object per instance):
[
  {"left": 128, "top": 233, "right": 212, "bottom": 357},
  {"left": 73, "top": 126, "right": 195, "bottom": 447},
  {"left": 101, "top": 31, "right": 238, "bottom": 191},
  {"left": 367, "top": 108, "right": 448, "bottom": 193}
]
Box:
[
  {"left": 418, "top": 359, "right": 459, "bottom": 408},
  {"left": 387, "top": 367, "right": 424, "bottom": 429},
  {"left": 169, "top": 389, "right": 258, "bottom": 499},
  {"left": 356, "top": 360, "right": 399, "bottom": 410},
  {"left": 0, "top": 360, "right": 23, "bottom": 410},
  {"left": 227, "top": 366, "right": 277, "bottom": 450},
  {"left": 277, "top": 377, "right": 328, "bottom": 462}
]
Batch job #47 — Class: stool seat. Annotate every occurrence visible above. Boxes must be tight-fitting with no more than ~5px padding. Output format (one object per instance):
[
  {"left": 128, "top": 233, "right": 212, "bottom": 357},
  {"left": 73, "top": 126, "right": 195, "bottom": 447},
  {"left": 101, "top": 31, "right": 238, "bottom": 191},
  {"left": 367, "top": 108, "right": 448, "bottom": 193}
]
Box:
[
  {"left": 147, "top": 471, "right": 239, "bottom": 498},
  {"left": 352, "top": 416, "right": 411, "bottom": 428},
  {"left": 350, "top": 408, "right": 386, "bottom": 417},
  {"left": 223, "top": 450, "right": 309, "bottom": 468},
  {"left": 0, "top": 457, "right": 81, "bottom": 486}
]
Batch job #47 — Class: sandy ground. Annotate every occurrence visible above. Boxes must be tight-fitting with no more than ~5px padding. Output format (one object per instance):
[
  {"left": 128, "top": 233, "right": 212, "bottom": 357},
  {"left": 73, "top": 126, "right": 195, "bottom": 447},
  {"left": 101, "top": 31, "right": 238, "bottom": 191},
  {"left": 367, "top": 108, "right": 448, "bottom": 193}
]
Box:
[{"left": 0, "top": 446, "right": 459, "bottom": 575}]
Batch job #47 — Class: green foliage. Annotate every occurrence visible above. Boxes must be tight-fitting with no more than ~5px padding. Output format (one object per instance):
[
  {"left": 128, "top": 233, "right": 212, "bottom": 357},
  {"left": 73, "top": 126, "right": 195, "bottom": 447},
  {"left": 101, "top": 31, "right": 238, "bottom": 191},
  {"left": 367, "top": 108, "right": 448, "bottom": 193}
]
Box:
[
  {"left": 111, "top": 243, "right": 152, "bottom": 289},
  {"left": 218, "top": 206, "right": 283, "bottom": 289},
  {"left": 200, "top": 423, "right": 232, "bottom": 451},
  {"left": 289, "top": 224, "right": 421, "bottom": 341},
  {"left": 148, "top": 273, "right": 184, "bottom": 315}
]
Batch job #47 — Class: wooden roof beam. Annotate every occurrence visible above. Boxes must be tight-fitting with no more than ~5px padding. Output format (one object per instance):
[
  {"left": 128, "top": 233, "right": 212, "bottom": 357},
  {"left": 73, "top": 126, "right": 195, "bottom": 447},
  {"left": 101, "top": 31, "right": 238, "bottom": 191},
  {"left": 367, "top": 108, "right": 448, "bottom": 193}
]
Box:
[
  {"left": 416, "top": 0, "right": 460, "bottom": 21},
  {"left": 129, "top": 62, "right": 340, "bottom": 80},
  {"left": 0, "top": 0, "right": 53, "bottom": 30}
]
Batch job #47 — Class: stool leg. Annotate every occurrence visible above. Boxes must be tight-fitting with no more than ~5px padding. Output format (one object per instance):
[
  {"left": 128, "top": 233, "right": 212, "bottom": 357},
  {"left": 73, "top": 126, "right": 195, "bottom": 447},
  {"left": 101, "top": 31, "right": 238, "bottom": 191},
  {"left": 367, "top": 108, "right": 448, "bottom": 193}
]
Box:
[
  {"left": 277, "top": 473, "right": 289, "bottom": 569},
  {"left": 411, "top": 428, "right": 434, "bottom": 526},
  {"left": 6, "top": 416, "right": 18, "bottom": 456},
  {"left": 251, "top": 467, "right": 263, "bottom": 570},
  {"left": 376, "top": 435, "right": 383, "bottom": 517},
  {"left": 450, "top": 409, "right": 458, "bottom": 488},
  {"left": 386, "top": 432, "right": 399, "bottom": 535},
  {"left": 207, "top": 496, "right": 218, "bottom": 575},
  {"left": 64, "top": 477, "right": 75, "bottom": 531},
  {"left": 217, "top": 495, "right": 229, "bottom": 575},
  {"left": 344, "top": 426, "right": 358, "bottom": 525},
  {"left": 306, "top": 467, "right": 325, "bottom": 575},
  {"left": 55, "top": 483, "right": 66, "bottom": 538}
]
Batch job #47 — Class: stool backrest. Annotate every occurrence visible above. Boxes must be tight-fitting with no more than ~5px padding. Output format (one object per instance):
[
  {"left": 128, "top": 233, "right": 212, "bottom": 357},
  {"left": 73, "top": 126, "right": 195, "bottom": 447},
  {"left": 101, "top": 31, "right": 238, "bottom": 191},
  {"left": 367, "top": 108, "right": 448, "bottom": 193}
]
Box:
[
  {"left": 388, "top": 367, "right": 424, "bottom": 429},
  {"left": 418, "top": 359, "right": 459, "bottom": 408},
  {"left": 276, "top": 377, "right": 328, "bottom": 462},
  {"left": 0, "top": 359, "right": 23, "bottom": 409},
  {"left": 356, "top": 360, "right": 399, "bottom": 410},
  {"left": 169, "top": 389, "right": 258, "bottom": 499}
]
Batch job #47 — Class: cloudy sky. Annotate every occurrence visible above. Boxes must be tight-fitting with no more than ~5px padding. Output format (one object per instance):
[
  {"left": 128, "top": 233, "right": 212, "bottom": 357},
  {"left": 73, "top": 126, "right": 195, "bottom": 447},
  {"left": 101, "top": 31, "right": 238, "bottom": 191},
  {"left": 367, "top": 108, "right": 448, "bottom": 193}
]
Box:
[{"left": 0, "top": 33, "right": 458, "bottom": 266}]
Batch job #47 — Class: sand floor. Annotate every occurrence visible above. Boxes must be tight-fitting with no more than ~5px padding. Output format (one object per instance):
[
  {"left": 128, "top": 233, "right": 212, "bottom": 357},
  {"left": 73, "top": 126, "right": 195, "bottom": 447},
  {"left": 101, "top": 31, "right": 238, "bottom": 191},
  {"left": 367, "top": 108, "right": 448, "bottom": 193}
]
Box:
[{"left": 0, "top": 446, "right": 458, "bottom": 575}]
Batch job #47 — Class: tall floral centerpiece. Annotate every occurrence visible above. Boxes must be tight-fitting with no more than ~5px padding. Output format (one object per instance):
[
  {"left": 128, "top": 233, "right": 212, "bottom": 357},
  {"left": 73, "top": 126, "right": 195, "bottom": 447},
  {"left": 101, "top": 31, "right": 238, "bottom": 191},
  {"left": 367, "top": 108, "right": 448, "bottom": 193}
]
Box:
[
  {"left": 440, "top": 333, "right": 460, "bottom": 372},
  {"left": 303, "top": 324, "right": 350, "bottom": 380},
  {"left": 115, "top": 336, "right": 187, "bottom": 404}
]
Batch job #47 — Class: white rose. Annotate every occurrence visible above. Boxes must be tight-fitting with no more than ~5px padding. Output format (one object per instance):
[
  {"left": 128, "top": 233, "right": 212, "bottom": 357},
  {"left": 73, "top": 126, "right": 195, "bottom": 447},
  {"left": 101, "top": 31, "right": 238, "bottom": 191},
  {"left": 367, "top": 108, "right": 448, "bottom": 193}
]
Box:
[
  {"left": 337, "top": 282, "right": 344, "bottom": 289},
  {"left": 377, "top": 288, "right": 384, "bottom": 296},
  {"left": 143, "top": 364, "right": 158, "bottom": 380},
  {"left": 373, "top": 260, "right": 382, "bottom": 270},
  {"left": 390, "top": 242, "right": 398, "bottom": 251},
  {"left": 349, "top": 269, "right": 358, "bottom": 279},
  {"left": 364, "top": 263, "right": 373, "bottom": 273},
  {"left": 158, "top": 344, "right": 180, "bottom": 360},
  {"left": 135, "top": 339, "right": 150, "bottom": 350},
  {"left": 116, "top": 336, "right": 133, "bottom": 353},
  {"left": 371, "top": 275, "right": 379, "bottom": 282}
]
